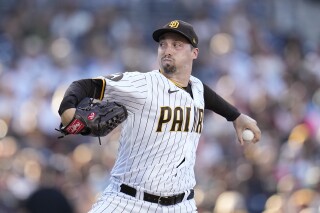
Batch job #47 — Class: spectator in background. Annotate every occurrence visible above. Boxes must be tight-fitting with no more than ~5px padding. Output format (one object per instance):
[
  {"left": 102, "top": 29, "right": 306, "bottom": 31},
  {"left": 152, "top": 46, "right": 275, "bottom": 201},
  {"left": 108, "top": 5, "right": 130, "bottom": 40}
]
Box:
[{"left": 23, "top": 187, "right": 74, "bottom": 213}]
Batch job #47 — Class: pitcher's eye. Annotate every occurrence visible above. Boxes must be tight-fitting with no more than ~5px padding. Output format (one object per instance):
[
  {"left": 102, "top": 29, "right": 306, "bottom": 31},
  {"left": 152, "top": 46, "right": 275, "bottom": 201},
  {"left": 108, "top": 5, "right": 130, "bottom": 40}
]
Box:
[
  {"left": 173, "top": 42, "right": 183, "bottom": 48},
  {"left": 159, "top": 42, "right": 166, "bottom": 47}
]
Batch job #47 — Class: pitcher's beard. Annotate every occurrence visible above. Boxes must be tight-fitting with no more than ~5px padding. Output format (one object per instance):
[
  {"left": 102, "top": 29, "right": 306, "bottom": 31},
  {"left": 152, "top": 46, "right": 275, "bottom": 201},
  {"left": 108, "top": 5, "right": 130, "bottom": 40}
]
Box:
[{"left": 162, "top": 63, "right": 177, "bottom": 74}]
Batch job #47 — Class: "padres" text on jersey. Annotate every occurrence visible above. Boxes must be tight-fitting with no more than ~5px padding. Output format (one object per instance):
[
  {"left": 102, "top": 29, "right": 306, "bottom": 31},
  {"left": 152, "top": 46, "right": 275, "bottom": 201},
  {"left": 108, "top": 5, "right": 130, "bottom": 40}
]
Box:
[{"left": 156, "top": 106, "right": 204, "bottom": 133}]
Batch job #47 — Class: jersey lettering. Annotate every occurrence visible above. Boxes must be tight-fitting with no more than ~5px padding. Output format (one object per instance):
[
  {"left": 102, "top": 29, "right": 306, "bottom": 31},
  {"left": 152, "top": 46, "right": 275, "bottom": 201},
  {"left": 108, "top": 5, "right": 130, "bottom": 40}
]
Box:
[
  {"left": 170, "top": 107, "right": 183, "bottom": 131},
  {"left": 156, "top": 107, "right": 172, "bottom": 132},
  {"left": 184, "top": 107, "right": 191, "bottom": 132},
  {"left": 195, "top": 108, "right": 204, "bottom": 133},
  {"left": 156, "top": 106, "right": 203, "bottom": 133}
]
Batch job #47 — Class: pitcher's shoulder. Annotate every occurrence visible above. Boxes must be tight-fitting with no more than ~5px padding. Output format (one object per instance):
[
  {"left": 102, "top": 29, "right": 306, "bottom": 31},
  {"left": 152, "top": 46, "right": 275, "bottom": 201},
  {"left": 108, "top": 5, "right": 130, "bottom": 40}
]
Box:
[
  {"left": 190, "top": 75, "right": 203, "bottom": 85},
  {"left": 124, "top": 70, "right": 158, "bottom": 77}
]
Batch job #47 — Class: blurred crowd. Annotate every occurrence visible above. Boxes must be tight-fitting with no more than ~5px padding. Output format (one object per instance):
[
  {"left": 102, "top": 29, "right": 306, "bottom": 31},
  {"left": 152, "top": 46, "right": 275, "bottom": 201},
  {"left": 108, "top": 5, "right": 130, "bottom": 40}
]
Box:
[{"left": 1, "top": 0, "right": 320, "bottom": 212}]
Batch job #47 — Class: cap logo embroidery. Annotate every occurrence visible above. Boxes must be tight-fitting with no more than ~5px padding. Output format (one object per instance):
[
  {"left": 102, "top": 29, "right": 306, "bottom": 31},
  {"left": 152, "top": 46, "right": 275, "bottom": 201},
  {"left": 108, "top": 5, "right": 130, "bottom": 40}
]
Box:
[
  {"left": 168, "top": 20, "right": 179, "bottom": 28},
  {"left": 193, "top": 38, "right": 196, "bottom": 44}
]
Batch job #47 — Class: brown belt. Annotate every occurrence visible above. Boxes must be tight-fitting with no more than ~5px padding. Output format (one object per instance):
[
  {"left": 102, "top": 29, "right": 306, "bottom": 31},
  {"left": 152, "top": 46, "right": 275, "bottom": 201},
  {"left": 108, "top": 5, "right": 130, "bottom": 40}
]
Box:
[{"left": 120, "top": 184, "right": 194, "bottom": 206}]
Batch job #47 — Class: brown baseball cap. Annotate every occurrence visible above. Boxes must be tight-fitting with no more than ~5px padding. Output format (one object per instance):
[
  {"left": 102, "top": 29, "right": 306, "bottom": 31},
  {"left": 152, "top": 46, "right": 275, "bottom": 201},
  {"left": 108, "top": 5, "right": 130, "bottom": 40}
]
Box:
[{"left": 152, "top": 20, "right": 198, "bottom": 47}]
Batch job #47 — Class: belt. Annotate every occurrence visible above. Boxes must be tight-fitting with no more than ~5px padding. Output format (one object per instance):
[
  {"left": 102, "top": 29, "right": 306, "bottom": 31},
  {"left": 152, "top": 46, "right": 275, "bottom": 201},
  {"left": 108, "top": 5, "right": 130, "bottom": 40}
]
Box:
[{"left": 120, "top": 184, "right": 194, "bottom": 206}]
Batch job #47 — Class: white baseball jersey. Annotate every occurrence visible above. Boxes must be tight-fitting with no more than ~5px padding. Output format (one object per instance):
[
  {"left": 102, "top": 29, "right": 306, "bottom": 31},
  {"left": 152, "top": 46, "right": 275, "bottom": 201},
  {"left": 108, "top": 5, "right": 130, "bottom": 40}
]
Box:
[{"left": 89, "top": 70, "right": 204, "bottom": 212}]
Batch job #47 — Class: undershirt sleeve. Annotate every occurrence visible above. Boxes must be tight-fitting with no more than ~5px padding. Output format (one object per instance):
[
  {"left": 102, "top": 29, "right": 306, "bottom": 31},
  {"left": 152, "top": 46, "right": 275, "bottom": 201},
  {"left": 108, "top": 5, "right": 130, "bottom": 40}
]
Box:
[
  {"left": 203, "top": 83, "right": 241, "bottom": 121},
  {"left": 58, "top": 78, "right": 105, "bottom": 115}
]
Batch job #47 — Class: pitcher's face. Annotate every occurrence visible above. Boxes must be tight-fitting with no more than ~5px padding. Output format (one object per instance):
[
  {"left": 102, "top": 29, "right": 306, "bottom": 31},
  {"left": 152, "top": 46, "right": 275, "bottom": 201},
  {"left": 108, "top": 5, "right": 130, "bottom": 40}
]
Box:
[{"left": 158, "top": 32, "right": 198, "bottom": 74}]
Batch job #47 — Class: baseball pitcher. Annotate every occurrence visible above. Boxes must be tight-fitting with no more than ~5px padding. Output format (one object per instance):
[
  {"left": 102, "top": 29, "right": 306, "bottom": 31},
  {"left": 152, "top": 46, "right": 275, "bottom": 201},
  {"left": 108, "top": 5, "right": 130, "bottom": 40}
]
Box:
[{"left": 58, "top": 20, "right": 261, "bottom": 213}]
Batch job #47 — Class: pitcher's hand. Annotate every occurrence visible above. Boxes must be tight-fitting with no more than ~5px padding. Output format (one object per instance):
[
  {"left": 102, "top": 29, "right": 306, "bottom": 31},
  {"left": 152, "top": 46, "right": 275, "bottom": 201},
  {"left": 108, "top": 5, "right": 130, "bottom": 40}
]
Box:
[{"left": 233, "top": 114, "right": 261, "bottom": 145}]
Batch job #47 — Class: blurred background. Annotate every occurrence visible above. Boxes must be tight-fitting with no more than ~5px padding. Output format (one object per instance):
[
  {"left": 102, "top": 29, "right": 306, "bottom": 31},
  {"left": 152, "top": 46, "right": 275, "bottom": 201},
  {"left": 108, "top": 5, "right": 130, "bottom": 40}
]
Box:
[{"left": 1, "top": 0, "right": 320, "bottom": 212}]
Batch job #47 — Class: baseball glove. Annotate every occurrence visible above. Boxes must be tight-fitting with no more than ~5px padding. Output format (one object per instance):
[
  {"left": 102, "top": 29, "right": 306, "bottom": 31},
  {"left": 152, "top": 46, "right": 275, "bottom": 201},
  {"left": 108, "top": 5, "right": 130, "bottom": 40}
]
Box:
[{"left": 56, "top": 97, "right": 127, "bottom": 143}]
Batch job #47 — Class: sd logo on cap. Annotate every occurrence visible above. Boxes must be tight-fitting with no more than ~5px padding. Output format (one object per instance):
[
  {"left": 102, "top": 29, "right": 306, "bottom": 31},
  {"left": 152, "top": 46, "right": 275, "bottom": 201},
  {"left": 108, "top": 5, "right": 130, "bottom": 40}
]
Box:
[{"left": 152, "top": 20, "right": 198, "bottom": 47}]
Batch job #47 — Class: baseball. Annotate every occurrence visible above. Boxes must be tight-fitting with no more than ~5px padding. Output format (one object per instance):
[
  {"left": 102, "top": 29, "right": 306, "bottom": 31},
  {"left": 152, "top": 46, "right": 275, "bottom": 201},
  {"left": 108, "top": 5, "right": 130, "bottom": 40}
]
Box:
[{"left": 242, "top": 129, "right": 254, "bottom": 142}]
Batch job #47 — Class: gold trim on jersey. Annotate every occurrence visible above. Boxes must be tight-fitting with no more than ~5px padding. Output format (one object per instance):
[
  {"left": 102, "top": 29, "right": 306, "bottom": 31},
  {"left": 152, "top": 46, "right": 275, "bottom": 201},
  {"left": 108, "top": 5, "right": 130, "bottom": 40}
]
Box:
[
  {"left": 159, "top": 69, "right": 188, "bottom": 89},
  {"left": 93, "top": 77, "right": 106, "bottom": 100},
  {"left": 169, "top": 79, "right": 184, "bottom": 89},
  {"left": 100, "top": 78, "right": 106, "bottom": 100}
]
